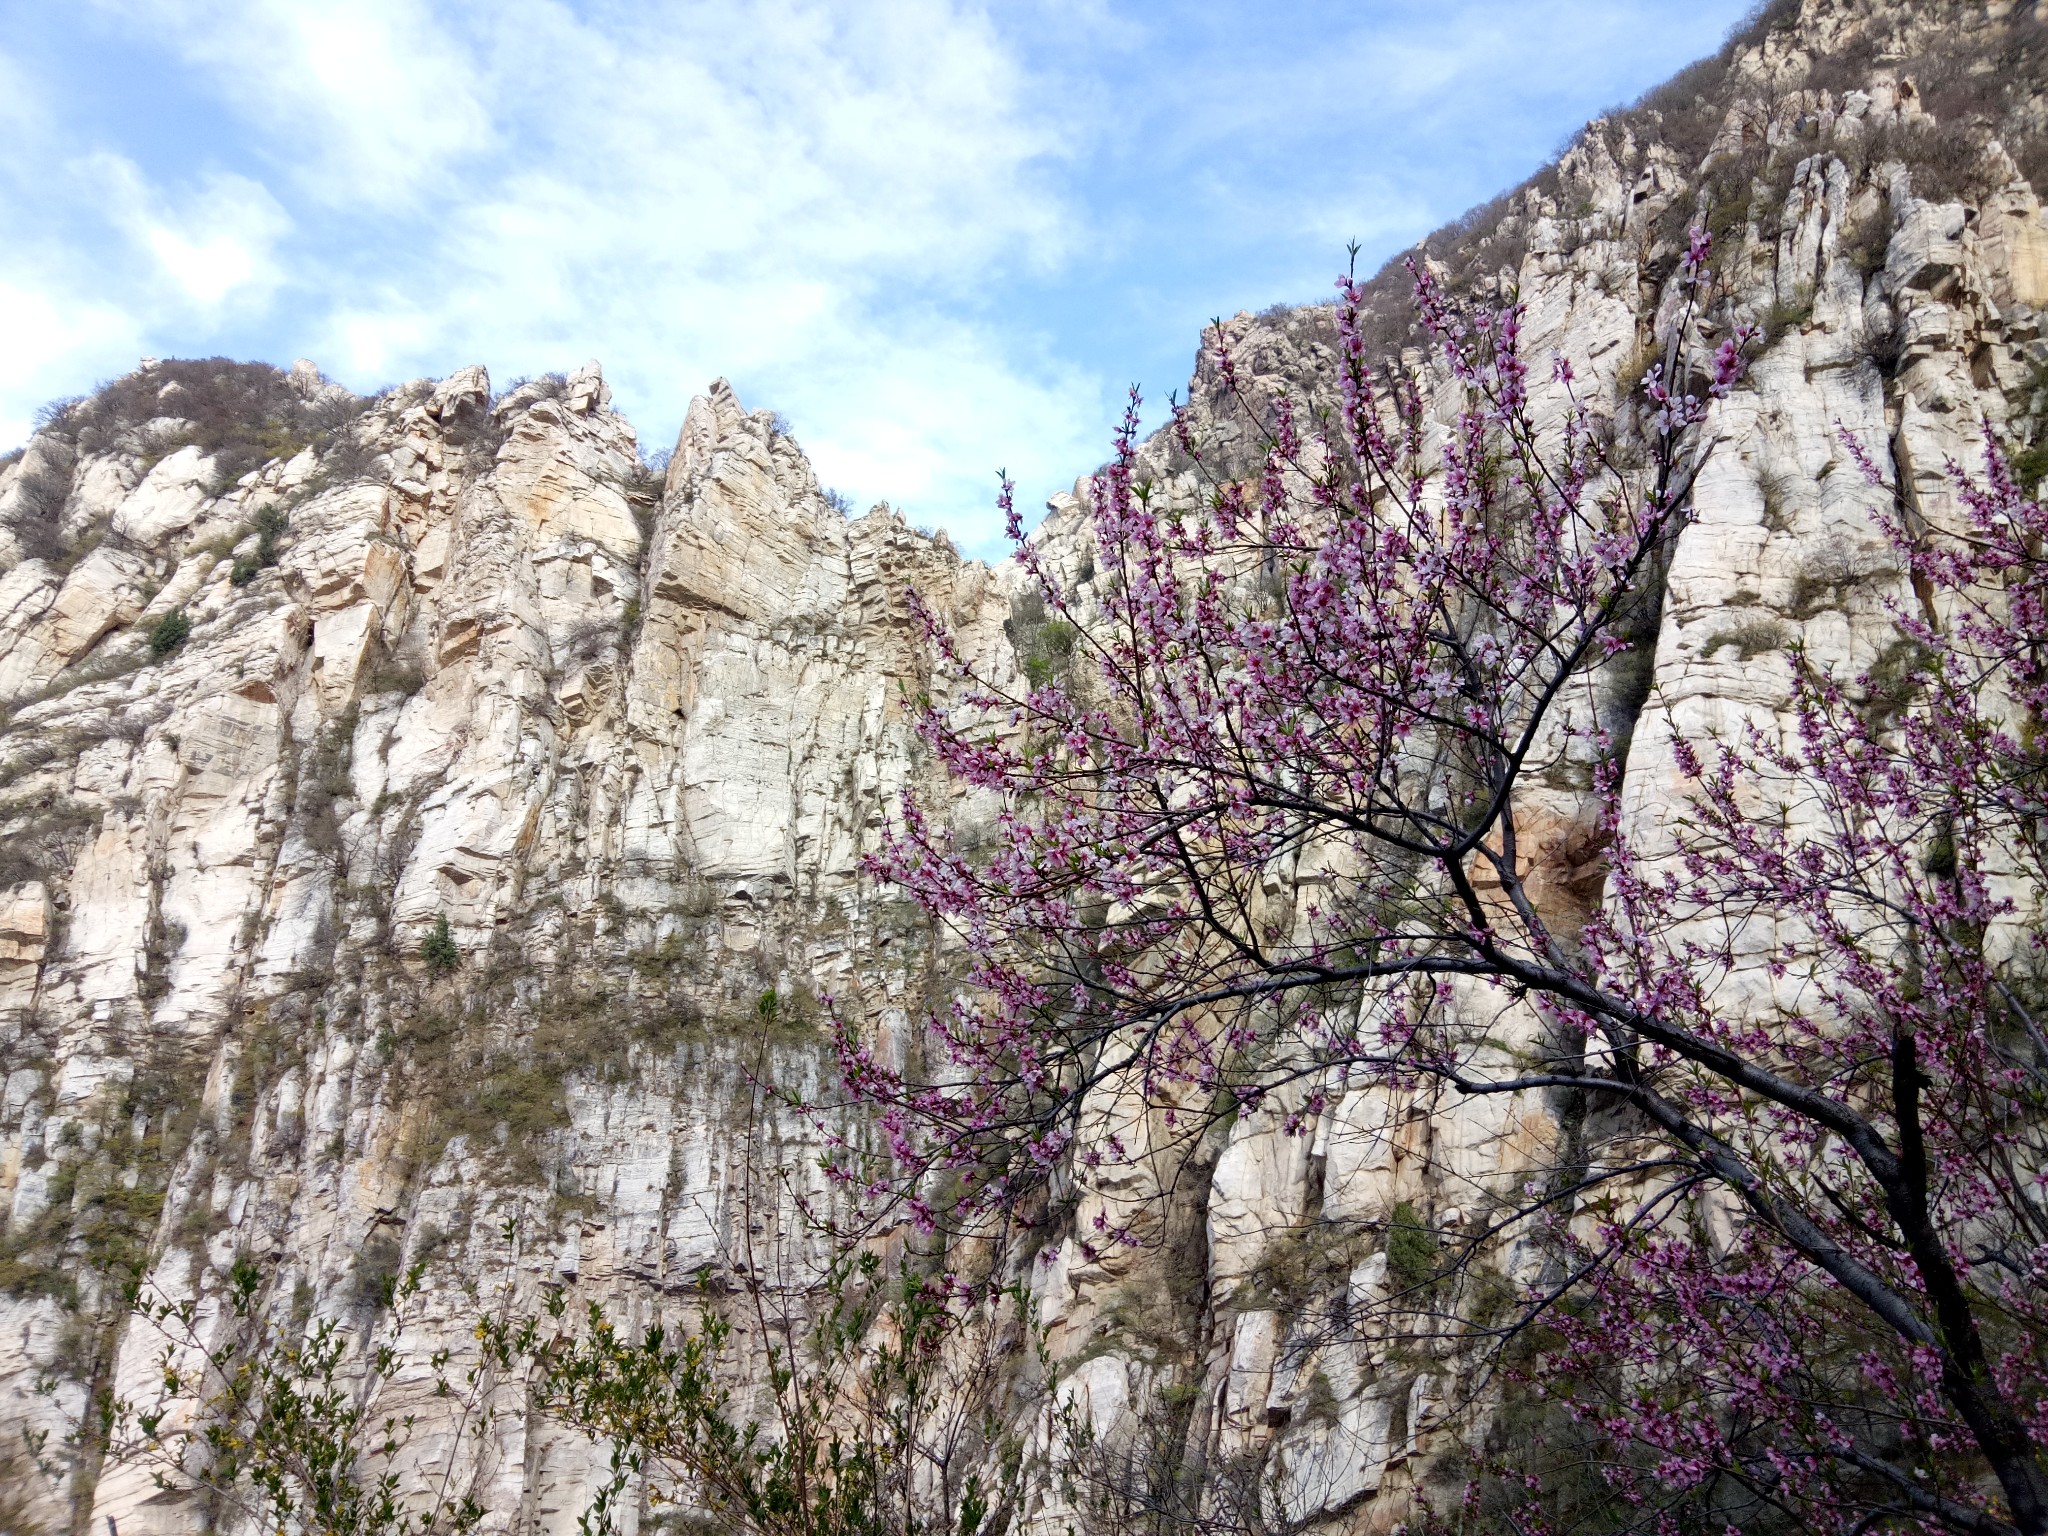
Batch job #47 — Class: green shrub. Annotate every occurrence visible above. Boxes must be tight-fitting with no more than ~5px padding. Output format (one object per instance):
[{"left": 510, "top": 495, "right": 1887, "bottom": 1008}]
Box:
[
  {"left": 147, "top": 609, "right": 191, "bottom": 657},
  {"left": 421, "top": 914, "right": 459, "bottom": 975},
  {"left": 1007, "top": 592, "right": 1079, "bottom": 688},
  {"left": 1862, "top": 635, "right": 1936, "bottom": 732},
  {"left": 363, "top": 654, "right": 425, "bottom": 698},
  {"left": 1386, "top": 1200, "right": 1439, "bottom": 1292},
  {"left": 1759, "top": 292, "right": 1814, "bottom": 347},
  {"left": 2013, "top": 439, "right": 2048, "bottom": 497},
  {"left": 352, "top": 1232, "right": 405, "bottom": 1309},
  {"left": 230, "top": 504, "right": 290, "bottom": 587}
]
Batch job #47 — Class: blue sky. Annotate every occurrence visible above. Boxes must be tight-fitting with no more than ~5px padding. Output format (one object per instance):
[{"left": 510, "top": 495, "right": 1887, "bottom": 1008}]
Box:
[{"left": 0, "top": 0, "right": 1751, "bottom": 554}]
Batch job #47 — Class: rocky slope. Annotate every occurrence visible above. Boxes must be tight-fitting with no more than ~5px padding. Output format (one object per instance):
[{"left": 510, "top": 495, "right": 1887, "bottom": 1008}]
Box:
[{"left": 2, "top": 0, "right": 2046, "bottom": 1530}]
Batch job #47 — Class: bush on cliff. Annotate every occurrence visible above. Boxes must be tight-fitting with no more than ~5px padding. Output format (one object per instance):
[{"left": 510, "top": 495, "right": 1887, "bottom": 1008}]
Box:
[{"left": 421, "top": 913, "right": 459, "bottom": 975}]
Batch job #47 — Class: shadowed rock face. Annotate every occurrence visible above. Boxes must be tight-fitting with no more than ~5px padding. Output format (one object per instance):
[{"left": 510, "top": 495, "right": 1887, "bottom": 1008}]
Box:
[{"left": 2, "top": 1, "right": 2046, "bottom": 1528}]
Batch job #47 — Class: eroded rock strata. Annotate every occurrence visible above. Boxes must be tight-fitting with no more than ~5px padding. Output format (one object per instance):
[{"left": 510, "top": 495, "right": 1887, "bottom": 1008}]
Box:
[{"left": 2, "top": 0, "right": 2046, "bottom": 1529}]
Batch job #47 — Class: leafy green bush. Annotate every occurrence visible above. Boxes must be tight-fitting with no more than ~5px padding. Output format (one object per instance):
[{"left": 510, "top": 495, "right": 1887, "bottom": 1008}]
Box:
[
  {"left": 421, "top": 914, "right": 459, "bottom": 975},
  {"left": 2013, "top": 438, "right": 2048, "bottom": 497},
  {"left": 110, "top": 1258, "right": 489, "bottom": 1536},
  {"left": 1386, "top": 1200, "right": 1439, "bottom": 1292},
  {"left": 147, "top": 609, "right": 191, "bottom": 657},
  {"left": 488, "top": 1249, "right": 1024, "bottom": 1536},
  {"left": 230, "top": 504, "right": 289, "bottom": 586},
  {"left": 1007, "top": 591, "right": 1078, "bottom": 689},
  {"left": 1702, "top": 618, "right": 1792, "bottom": 661}
]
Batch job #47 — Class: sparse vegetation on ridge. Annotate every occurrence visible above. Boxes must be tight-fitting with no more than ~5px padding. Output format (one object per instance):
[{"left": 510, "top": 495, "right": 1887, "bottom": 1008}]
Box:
[{"left": 36, "top": 358, "right": 369, "bottom": 487}]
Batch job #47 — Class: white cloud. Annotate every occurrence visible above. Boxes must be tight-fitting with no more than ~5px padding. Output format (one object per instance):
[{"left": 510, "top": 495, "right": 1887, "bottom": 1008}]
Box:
[
  {"left": 0, "top": 51, "right": 254, "bottom": 442},
  {"left": 265, "top": 0, "right": 1095, "bottom": 541},
  {"left": 94, "top": 0, "right": 495, "bottom": 206},
  {"left": 746, "top": 311, "right": 1104, "bottom": 523},
  {"left": 5, "top": 0, "right": 1753, "bottom": 549},
  {"left": 89, "top": 157, "right": 293, "bottom": 308},
  {"left": 0, "top": 281, "right": 144, "bottom": 447},
  {"left": 5, "top": 0, "right": 1098, "bottom": 542},
  {"left": 59, "top": 1, "right": 1105, "bottom": 548}
]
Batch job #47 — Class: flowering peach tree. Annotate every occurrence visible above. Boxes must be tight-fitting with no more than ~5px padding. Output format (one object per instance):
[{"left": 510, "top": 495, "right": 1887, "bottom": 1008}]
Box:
[{"left": 836, "top": 231, "right": 2048, "bottom": 1536}]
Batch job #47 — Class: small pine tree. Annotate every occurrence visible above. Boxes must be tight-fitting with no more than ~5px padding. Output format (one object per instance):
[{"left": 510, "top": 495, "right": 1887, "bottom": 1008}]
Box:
[{"left": 420, "top": 914, "right": 458, "bottom": 975}]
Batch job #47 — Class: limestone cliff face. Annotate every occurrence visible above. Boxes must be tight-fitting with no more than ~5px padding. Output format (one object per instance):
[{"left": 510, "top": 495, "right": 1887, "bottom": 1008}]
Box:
[
  {"left": 0, "top": 359, "right": 1013, "bottom": 1532},
  {"left": 2, "top": 0, "right": 2046, "bottom": 1530}
]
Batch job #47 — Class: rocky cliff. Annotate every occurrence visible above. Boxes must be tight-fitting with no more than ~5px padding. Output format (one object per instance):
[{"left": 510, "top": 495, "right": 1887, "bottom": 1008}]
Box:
[{"left": 2, "top": 0, "right": 2046, "bottom": 1531}]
